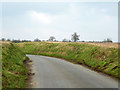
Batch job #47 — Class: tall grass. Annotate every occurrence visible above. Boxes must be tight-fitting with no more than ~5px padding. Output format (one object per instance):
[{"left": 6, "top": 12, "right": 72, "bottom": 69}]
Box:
[
  {"left": 2, "top": 42, "right": 29, "bottom": 88},
  {"left": 16, "top": 42, "right": 119, "bottom": 79}
]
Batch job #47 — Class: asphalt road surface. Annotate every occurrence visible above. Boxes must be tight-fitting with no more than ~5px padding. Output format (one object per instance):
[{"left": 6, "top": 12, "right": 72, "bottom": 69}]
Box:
[{"left": 27, "top": 55, "right": 118, "bottom": 88}]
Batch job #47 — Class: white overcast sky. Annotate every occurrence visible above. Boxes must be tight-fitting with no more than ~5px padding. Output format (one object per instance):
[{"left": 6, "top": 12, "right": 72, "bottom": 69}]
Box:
[{"left": 1, "top": 0, "right": 118, "bottom": 42}]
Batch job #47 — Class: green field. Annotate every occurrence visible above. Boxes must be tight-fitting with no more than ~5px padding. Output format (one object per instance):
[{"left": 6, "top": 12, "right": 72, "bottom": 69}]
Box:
[
  {"left": 16, "top": 42, "right": 119, "bottom": 79},
  {"left": 2, "top": 42, "right": 29, "bottom": 88}
]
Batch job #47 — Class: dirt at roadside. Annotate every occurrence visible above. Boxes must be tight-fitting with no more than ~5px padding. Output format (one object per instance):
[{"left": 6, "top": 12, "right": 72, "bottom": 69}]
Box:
[{"left": 23, "top": 59, "right": 35, "bottom": 88}]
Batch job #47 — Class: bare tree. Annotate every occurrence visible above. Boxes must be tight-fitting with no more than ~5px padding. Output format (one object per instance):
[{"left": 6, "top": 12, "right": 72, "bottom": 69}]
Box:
[
  {"left": 12, "top": 39, "right": 21, "bottom": 43},
  {"left": 48, "top": 36, "right": 55, "bottom": 41},
  {"left": 2, "top": 38, "right": 6, "bottom": 41},
  {"left": 22, "top": 40, "right": 31, "bottom": 42},
  {"left": 6, "top": 39, "right": 11, "bottom": 41},
  {"left": 34, "top": 38, "right": 41, "bottom": 42},
  {"left": 71, "top": 32, "right": 80, "bottom": 42},
  {"left": 62, "top": 38, "right": 68, "bottom": 42},
  {"left": 103, "top": 38, "right": 112, "bottom": 43}
]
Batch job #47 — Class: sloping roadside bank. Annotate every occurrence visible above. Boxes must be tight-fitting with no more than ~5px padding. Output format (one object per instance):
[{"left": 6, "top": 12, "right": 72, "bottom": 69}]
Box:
[
  {"left": 2, "top": 42, "right": 30, "bottom": 88},
  {"left": 16, "top": 42, "right": 119, "bottom": 79}
]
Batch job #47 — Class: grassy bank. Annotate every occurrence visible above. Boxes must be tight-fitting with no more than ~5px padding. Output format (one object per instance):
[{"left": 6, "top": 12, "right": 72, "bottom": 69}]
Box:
[
  {"left": 16, "top": 42, "right": 119, "bottom": 79},
  {"left": 2, "top": 42, "right": 29, "bottom": 88}
]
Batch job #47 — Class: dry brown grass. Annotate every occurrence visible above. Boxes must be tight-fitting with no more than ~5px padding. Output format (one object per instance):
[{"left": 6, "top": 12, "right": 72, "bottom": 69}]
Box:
[
  {"left": 47, "top": 41, "right": 119, "bottom": 49},
  {"left": 1, "top": 41, "right": 118, "bottom": 49},
  {"left": 1, "top": 41, "right": 11, "bottom": 44},
  {"left": 1, "top": 41, "right": 11, "bottom": 47},
  {"left": 46, "top": 41, "right": 64, "bottom": 43},
  {"left": 86, "top": 42, "right": 118, "bottom": 48}
]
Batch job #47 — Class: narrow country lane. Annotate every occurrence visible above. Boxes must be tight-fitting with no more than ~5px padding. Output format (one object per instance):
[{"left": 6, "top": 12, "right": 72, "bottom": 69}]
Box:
[{"left": 27, "top": 55, "right": 118, "bottom": 88}]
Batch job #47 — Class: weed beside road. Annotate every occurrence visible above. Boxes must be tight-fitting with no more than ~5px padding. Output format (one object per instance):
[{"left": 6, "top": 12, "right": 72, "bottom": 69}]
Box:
[
  {"left": 16, "top": 42, "right": 119, "bottom": 79},
  {"left": 2, "top": 42, "right": 29, "bottom": 88}
]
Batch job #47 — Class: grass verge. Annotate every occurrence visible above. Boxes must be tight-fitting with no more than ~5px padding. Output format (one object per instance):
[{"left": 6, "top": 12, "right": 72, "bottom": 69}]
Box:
[
  {"left": 2, "top": 42, "right": 29, "bottom": 88},
  {"left": 16, "top": 42, "right": 119, "bottom": 79}
]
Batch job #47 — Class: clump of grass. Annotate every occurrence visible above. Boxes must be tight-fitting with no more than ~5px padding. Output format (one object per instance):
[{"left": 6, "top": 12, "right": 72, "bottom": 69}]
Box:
[
  {"left": 2, "top": 42, "right": 29, "bottom": 88},
  {"left": 16, "top": 42, "right": 119, "bottom": 79}
]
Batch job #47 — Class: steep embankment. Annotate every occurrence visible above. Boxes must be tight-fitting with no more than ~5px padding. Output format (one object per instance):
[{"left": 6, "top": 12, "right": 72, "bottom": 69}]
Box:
[
  {"left": 16, "top": 42, "right": 119, "bottom": 79},
  {"left": 2, "top": 42, "right": 29, "bottom": 88}
]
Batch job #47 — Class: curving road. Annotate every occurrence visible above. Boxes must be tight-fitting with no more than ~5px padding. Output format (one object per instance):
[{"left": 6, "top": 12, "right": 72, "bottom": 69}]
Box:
[{"left": 27, "top": 55, "right": 118, "bottom": 88}]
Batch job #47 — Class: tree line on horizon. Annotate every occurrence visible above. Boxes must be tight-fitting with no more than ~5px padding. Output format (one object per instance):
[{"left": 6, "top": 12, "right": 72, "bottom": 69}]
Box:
[{"left": 1, "top": 32, "right": 112, "bottom": 43}]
